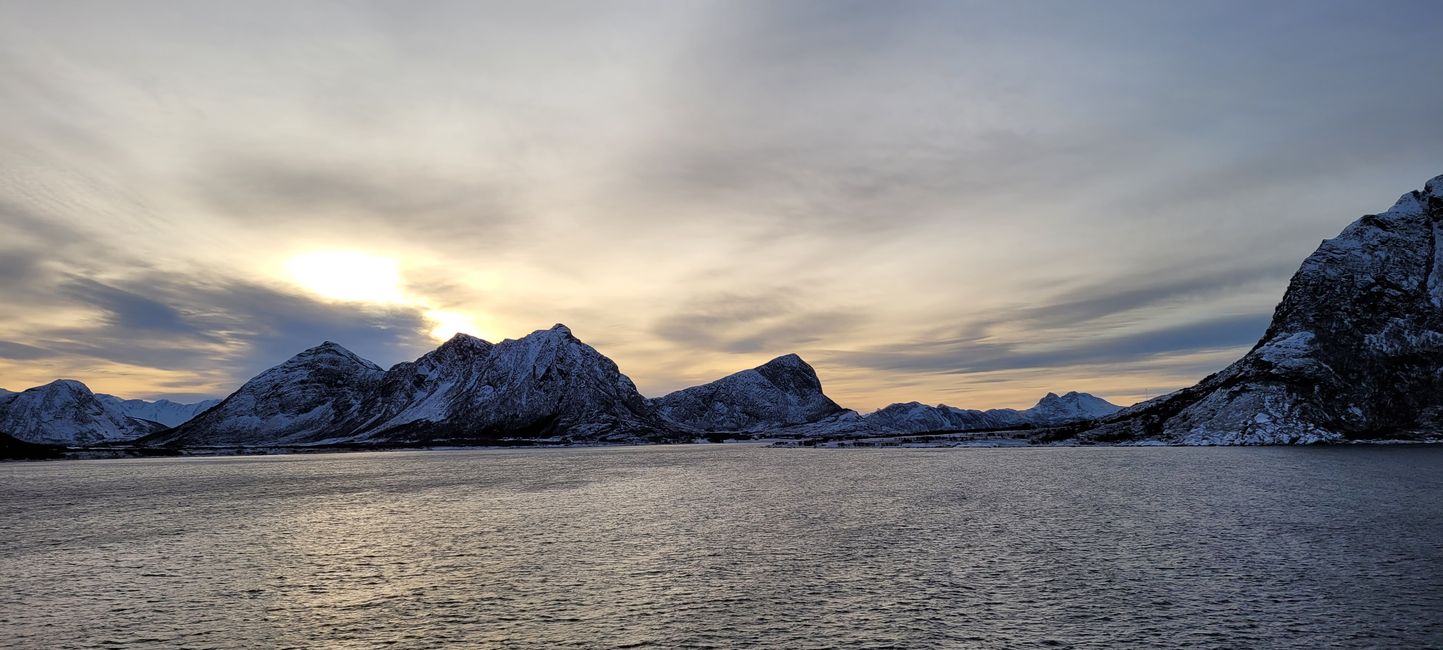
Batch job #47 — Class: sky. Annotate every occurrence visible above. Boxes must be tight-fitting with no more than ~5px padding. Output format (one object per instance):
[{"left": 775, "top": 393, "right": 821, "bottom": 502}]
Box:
[{"left": 1, "top": 0, "right": 1441, "bottom": 411}]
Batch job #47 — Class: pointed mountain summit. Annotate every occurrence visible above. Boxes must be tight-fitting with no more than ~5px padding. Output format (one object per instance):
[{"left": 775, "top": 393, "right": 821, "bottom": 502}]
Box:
[
  {"left": 652, "top": 354, "right": 853, "bottom": 432},
  {"left": 147, "top": 341, "right": 385, "bottom": 446},
  {"left": 1083, "top": 174, "right": 1443, "bottom": 444},
  {"left": 0, "top": 379, "right": 166, "bottom": 445},
  {"left": 340, "top": 331, "right": 497, "bottom": 434}
]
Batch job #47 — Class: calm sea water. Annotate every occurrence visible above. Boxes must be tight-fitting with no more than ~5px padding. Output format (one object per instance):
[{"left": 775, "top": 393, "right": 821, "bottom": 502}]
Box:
[{"left": 2, "top": 445, "right": 1441, "bottom": 649}]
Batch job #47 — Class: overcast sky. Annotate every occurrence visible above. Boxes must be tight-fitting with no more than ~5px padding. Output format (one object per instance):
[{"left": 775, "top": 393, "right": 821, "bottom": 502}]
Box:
[{"left": 1, "top": 0, "right": 1440, "bottom": 410}]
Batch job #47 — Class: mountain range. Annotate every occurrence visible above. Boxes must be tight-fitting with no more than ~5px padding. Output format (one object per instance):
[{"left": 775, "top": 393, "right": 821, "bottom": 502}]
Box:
[
  {"left": 0, "top": 329, "right": 1115, "bottom": 447},
  {"left": 3, "top": 174, "right": 1441, "bottom": 449},
  {"left": 865, "top": 391, "right": 1122, "bottom": 434}
]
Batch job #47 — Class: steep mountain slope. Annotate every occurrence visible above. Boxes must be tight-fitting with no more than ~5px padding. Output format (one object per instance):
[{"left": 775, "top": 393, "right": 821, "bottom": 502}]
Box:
[
  {"left": 0, "top": 379, "right": 165, "bottom": 445},
  {"left": 146, "top": 342, "right": 385, "bottom": 446},
  {"left": 341, "top": 332, "right": 497, "bottom": 435},
  {"left": 1082, "top": 174, "right": 1443, "bottom": 444},
  {"left": 651, "top": 354, "right": 853, "bottom": 433},
  {"left": 353, "top": 325, "right": 675, "bottom": 443},
  {"left": 95, "top": 395, "right": 221, "bottom": 427},
  {"left": 865, "top": 391, "right": 1120, "bottom": 433}
]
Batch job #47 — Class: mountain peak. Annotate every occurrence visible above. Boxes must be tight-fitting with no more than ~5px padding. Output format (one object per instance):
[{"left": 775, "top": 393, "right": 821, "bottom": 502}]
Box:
[
  {"left": 305, "top": 341, "right": 358, "bottom": 357},
  {"left": 511, "top": 323, "right": 577, "bottom": 344},
  {"left": 291, "top": 341, "right": 377, "bottom": 369},
  {"left": 437, "top": 332, "right": 492, "bottom": 352},
  {"left": 759, "top": 353, "right": 808, "bottom": 370},
  {"left": 43, "top": 378, "right": 92, "bottom": 391},
  {"left": 1426, "top": 173, "right": 1443, "bottom": 199}
]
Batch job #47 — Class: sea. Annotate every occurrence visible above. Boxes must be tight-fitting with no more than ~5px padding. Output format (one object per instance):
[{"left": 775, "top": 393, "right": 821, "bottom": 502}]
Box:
[{"left": 3, "top": 445, "right": 1441, "bottom": 649}]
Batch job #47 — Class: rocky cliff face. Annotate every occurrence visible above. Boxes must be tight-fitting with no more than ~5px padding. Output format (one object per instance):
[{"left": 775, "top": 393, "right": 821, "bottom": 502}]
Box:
[
  {"left": 651, "top": 354, "right": 853, "bottom": 433},
  {"left": 1083, "top": 174, "right": 1443, "bottom": 444},
  {"left": 0, "top": 380, "right": 165, "bottom": 445}
]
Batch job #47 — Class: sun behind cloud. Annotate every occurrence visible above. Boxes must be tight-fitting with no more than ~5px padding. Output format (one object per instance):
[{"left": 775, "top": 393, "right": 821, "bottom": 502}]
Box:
[
  {"left": 285, "top": 250, "right": 487, "bottom": 343},
  {"left": 286, "top": 251, "right": 406, "bottom": 304}
]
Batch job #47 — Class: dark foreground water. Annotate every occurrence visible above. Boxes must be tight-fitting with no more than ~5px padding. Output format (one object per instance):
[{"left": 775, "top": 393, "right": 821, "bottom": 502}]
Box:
[{"left": 2, "top": 446, "right": 1441, "bottom": 649}]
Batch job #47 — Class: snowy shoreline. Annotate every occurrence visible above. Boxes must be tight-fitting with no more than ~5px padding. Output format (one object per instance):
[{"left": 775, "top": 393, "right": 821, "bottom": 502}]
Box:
[{"left": 7, "top": 436, "right": 1441, "bottom": 462}]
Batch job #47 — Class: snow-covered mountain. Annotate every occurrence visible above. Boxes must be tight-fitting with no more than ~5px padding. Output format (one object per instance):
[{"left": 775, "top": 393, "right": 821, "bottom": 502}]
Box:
[
  {"left": 151, "top": 325, "right": 680, "bottom": 447},
  {"left": 1082, "top": 174, "right": 1443, "bottom": 444},
  {"left": 0, "top": 379, "right": 166, "bottom": 445},
  {"left": 865, "top": 402, "right": 1019, "bottom": 433},
  {"left": 145, "top": 341, "right": 386, "bottom": 446},
  {"left": 651, "top": 354, "right": 856, "bottom": 433},
  {"left": 95, "top": 395, "right": 221, "bottom": 427},
  {"left": 350, "top": 325, "right": 674, "bottom": 444},
  {"left": 1025, "top": 391, "right": 1122, "bottom": 424},
  {"left": 864, "top": 391, "right": 1120, "bottom": 433}
]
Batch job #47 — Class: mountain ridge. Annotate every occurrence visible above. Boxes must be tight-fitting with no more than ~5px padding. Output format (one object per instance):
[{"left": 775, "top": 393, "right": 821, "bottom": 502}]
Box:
[
  {"left": 864, "top": 391, "right": 1122, "bottom": 434},
  {"left": 150, "top": 324, "right": 683, "bottom": 447}
]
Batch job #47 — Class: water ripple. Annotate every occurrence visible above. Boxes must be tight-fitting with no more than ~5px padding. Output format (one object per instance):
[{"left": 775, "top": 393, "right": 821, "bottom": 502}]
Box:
[{"left": 2, "top": 445, "right": 1442, "bottom": 648}]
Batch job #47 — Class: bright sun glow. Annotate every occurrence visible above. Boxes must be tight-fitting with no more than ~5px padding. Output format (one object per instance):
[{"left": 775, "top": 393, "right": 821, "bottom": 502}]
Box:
[
  {"left": 284, "top": 251, "right": 488, "bottom": 343},
  {"left": 426, "top": 310, "right": 482, "bottom": 341},
  {"left": 286, "top": 251, "right": 406, "bottom": 304}
]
